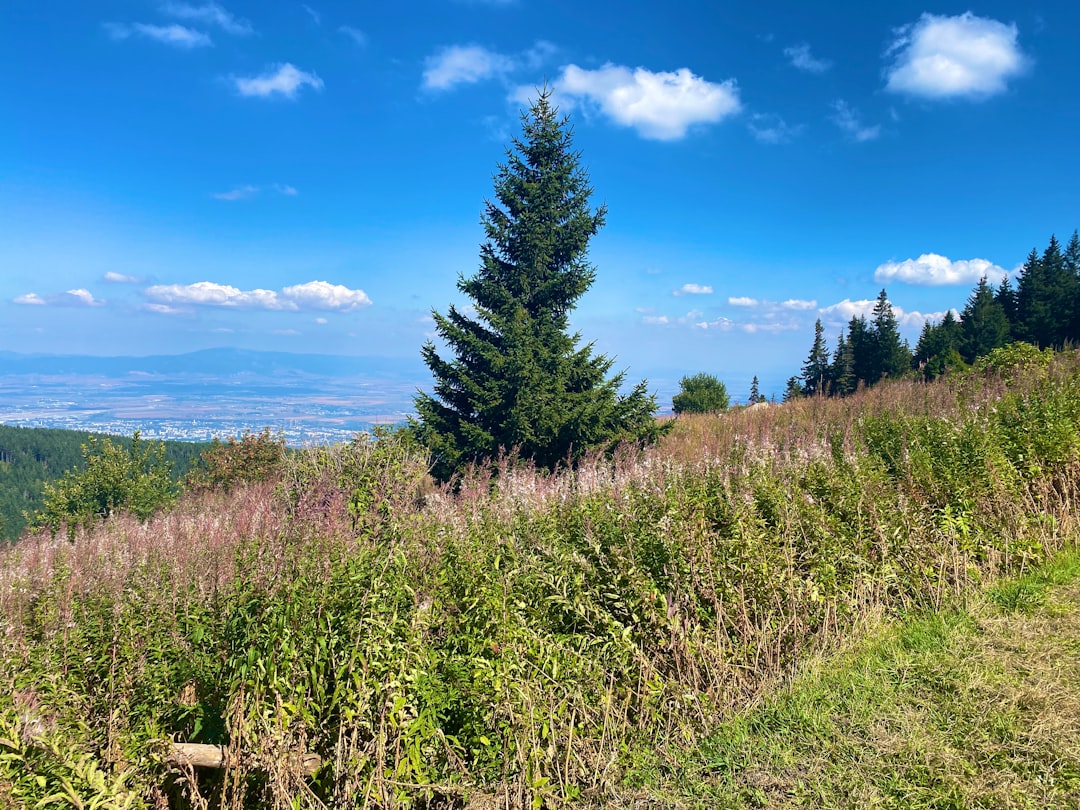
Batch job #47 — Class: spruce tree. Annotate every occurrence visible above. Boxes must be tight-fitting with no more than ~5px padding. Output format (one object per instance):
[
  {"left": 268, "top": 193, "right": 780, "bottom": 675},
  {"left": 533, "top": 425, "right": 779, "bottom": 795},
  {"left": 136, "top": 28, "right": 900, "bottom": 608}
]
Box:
[
  {"left": 870, "top": 290, "right": 911, "bottom": 381},
  {"left": 995, "top": 276, "right": 1018, "bottom": 332},
  {"left": 1016, "top": 246, "right": 1053, "bottom": 347},
  {"left": 959, "top": 277, "right": 1010, "bottom": 363},
  {"left": 749, "top": 375, "right": 761, "bottom": 404},
  {"left": 800, "top": 318, "right": 830, "bottom": 396},
  {"left": 830, "top": 329, "right": 856, "bottom": 396},
  {"left": 914, "top": 310, "right": 963, "bottom": 380},
  {"left": 412, "top": 91, "right": 658, "bottom": 480}
]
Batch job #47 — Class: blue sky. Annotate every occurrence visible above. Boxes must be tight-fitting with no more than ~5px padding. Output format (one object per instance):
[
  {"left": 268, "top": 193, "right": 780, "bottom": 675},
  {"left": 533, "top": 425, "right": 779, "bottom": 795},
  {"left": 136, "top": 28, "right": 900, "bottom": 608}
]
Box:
[{"left": 3, "top": 1, "right": 1078, "bottom": 399}]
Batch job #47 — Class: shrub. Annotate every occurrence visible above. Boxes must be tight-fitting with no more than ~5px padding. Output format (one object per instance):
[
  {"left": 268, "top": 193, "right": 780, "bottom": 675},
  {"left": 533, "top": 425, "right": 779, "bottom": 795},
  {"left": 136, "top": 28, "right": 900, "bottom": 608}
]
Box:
[
  {"left": 186, "top": 428, "right": 286, "bottom": 494},
  {"left": 29, "top": 431, "right": 176, "bottom": 538},
  {"left": 672, "top": 373, "right": 730, "bottom": 415}
]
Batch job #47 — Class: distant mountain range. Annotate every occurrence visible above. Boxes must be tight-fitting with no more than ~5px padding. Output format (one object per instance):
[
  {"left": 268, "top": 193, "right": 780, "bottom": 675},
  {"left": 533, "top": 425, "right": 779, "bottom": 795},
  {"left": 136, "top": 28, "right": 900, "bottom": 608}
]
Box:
[{"left": 0, "top": 348, "right": 428, "bottom": 380}]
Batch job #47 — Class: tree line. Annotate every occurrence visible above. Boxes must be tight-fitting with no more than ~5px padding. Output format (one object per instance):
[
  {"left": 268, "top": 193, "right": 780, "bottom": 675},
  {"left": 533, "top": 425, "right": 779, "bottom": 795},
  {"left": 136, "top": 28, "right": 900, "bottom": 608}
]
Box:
[{"left": 788, "top": 231, "right": 1080, "bottom": 399}]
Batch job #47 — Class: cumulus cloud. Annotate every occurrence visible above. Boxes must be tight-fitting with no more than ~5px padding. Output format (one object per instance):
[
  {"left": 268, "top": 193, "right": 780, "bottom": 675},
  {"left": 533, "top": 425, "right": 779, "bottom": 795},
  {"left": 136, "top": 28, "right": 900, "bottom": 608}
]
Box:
[
  {"left": 641, "top": 315, "right": 670, "bottom": 325},
  {"left": 728, "top": 296, "right": 759, "bottom": 307},
  {"left": 875, "top": 253, "right": 1012, "bottom": 286},
  {"left": 143, "top": 280, "right": 372, "bottom": 312},
  {"left": 885, "top": 12, "right": 1027, "bottom": 100},
  {"left": 103, "top": 271, "right": 141, "bottom": 283},
  {"left": 830, "top": 100, "right": 880, "bottom": 142},
  {"left": 819, "top": 298, "right": 942, "bottom": 329},
  {"left": 423, "top": 45, "right": 515, "bottom": 90},
  {"left": 781, "top": 298, "right": 817, "bottom": 310},
  {"left": 784, "top": 43, "right": 831, "bottom": 74},
  {"left": 104, "top": 22, "right": 211, "bottom": 48},
  {"left": 14, "top": 293, "right": 45, "bottom": 306},
  {"left": 675, "top": 283, "right": 714, "bottom": 296},
  {"left": 538, "top": 64, "right": 741, "bottom": 140},
  {"left": 161, "top": 2, "right": 252, "bottom": 35},
  {"left": 234, "top": 64, "right": 323, "bottom": 98}
]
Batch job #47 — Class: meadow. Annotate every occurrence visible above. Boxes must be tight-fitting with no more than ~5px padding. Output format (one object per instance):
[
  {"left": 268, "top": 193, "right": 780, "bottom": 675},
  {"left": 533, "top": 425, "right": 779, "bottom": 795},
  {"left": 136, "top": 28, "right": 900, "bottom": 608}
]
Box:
[{"left": 2, "top": 345, "right": 1079, "bottom": 808}]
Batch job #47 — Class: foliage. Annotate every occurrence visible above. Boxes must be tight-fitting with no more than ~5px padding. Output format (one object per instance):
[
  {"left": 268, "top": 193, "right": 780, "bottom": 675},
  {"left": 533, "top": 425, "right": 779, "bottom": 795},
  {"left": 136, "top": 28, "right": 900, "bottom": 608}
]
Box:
[
  {"left": 29, "top": 431, "right": 178, "bottom": 538},
  {"left": 186, "top": 428, "right": 286, "bottom": 493},
  {"left": 0, "top": 425, "right": 201, "bottom": 543},
  {"left": 411, "top": 90, "right": 658, "bottom": 480},
  {"left": 672, "top": 372, "right": 730, "bottom": 414},
  {"left": 4, "top": 354, "right": 1080, "bottom": 806},
  {"left": 800, "top": 318, "right": 830, "bottom": 395}
]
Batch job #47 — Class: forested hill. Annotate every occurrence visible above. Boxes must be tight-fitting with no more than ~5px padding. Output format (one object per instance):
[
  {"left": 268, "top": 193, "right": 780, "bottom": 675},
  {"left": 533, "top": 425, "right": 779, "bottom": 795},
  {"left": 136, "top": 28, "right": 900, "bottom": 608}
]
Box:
[{"left": 0, "top": 425, "right": 204, "bottom": 543}]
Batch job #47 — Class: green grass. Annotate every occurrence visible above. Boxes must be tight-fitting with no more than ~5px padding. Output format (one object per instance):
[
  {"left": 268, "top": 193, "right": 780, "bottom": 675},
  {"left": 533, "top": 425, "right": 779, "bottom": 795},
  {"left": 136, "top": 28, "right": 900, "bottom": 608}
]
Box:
[{"left": 639, "top": 549, "right": 1080, "bottom": 809}]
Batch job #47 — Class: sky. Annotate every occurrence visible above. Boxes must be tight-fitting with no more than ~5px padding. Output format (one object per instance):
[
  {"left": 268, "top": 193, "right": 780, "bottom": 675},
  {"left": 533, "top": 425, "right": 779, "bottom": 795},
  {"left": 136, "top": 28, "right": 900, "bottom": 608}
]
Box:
[{"left": 3, "top": 1, "right": 1079, "bottom": 400}]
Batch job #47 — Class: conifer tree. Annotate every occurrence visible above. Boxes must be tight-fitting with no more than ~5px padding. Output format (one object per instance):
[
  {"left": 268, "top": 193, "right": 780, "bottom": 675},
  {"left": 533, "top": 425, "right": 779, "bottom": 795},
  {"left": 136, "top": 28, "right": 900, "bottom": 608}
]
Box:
[
  {"left": 412, "top": 91, "right": 658, "bottom": 480},
  {"left": 847, "top": 315, "right": 873, "bottom": 390},
  {"left": 782, "top": 376, "right": 803, "bottom": 402},
  {"left": 800, "top": 318, "right": 830, "bottom": 395},
  {"left": 749, "top": 375, "right": 761, "bottom": 404},
  {"left": 994, "top": 276, "right": 1018, "bottom": 331},
  {"left": 830, "top": 329, "right": 856, "bottom": 396},
  {"left": 959, "top": 277, "right": 1010, "bottom": 363},
  {"left": 914, "top": 310, "right": 963, "bottom": 380},
  {"left": 870, "top": 290, "right": 911, "bottom": 381},
  {"left": 1016, "top": 246, "right": 1053, "bottom": 347}
]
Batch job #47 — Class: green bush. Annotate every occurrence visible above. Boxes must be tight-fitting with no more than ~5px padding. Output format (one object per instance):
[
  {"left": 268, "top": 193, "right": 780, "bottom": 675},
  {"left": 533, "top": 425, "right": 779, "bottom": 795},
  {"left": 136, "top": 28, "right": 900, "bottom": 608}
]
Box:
[
  {"left": 30, "top": 431, "right": 176, "bottom": 538},
  {"left": 673, "top": 373, "right": 730, "bottom": 415}
]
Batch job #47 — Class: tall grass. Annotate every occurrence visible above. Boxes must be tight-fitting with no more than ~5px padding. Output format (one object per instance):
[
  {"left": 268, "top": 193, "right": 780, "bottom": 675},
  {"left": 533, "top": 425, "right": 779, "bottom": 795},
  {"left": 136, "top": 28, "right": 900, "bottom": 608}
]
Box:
[{"left": 2, "top": 352, "right": 1080, "bottom": 808}]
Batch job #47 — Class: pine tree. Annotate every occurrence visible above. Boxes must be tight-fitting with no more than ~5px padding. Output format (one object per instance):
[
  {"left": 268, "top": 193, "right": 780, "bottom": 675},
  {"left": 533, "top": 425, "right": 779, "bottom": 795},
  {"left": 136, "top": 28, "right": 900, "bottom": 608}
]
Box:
[
  {"left": 914, "top": 310, "right": 963, "bottom": 380},
  {"left": 959, "top": 277, "right": 1010, "bottom": 363},
  {"left": 847, "top": 315, "right": 873, "bottom": 390},
  {"left": 800, "top": 318, "right": 830, "bottom": 395},
  {"left": 412, "top": 91, "right": 658, "bottom": 479},
  {"left": 782, "top": 376, "right": 803, "bottom": 402},
  {"left": 1016, "top": 246, "right": 1053, "bottom": 347},
  {"left": 749, "top": 375, "right": 761, "bottom": 404},
  {"left": 870, "top": 290, "right": 911, "bottom": 381},
  {"left": 829, "top": 329, "right": 856, "bottom": 396},
  {"left": 995, "top": 276, "right": 1018, "bottom": 331}
]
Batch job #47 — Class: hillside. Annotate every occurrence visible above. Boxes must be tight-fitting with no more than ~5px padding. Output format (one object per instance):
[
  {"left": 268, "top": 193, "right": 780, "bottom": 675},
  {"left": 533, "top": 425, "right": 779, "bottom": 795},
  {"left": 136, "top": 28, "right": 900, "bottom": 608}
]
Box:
[
  {"left": 0, "top": 425, "right": 204, "bottom": 542},
  {"left": 1, "top": 350, "right": 1079, "bottom": 808}
]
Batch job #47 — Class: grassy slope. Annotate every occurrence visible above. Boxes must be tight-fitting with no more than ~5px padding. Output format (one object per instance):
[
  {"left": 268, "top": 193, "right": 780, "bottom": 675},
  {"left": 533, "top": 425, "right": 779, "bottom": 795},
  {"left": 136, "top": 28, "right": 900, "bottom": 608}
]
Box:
[
  {"left": 3, "top": 350, "right": 1080, "bottom": 808},
  {"left": 643, "top": 550, "right": 1080, "bottom": 808}
]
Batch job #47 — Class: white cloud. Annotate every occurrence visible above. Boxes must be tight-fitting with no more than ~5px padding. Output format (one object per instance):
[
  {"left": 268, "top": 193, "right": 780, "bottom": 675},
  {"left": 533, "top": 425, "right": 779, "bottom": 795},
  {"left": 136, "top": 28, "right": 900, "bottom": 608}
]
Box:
[
  {"left": 281, "top": 281, "right": 372, "bottom": 311},
  {"left": 741, "top": 320, "right": 800, "bottom": 334},
  {"left": 273, "top": 329, "right": 301, "bottom": 336},
  {"left": 423, "top": 45, "right": 515, "bottom": 90},
  {"left": 314, "top": 317, "right": 328, "bottom": 325},
  {"left": 161, "top": 2, "right": 252, "bottom": 35},
  {"left": 675, "top": 283, "right": 714, "bottom": 296},
  {"left": 819, "top": 298, "right": 942, "bottom": 330},
  {"left": 105, "top": 22, "right": 211, "bottom": 48},
  {"left": 781, "top": 298, "right": 817, "bottom": 310},
  {"left": 103, "top": 271, "right": 141, "bottom": 283},
  {"left": 144, "top": 303, "right": 186, "bottom": 315},
  {"left": 274, "top": 184, "right": 298, "bottom": 196},
  {"left": 784, "top": 43, "right": 831, "bottom": 74},
  {"left": 747, "top": 113, "right": 803, "bottom": 144},
  {"left": 212, "top": 184, "right": 259, "bottom": 201},
  {"left": 339, "top": 25, "right": 366, "bottom": 46},
  {"left": 885, "top": 12, "right": 1027, "bottom": 100},
  {"left": 14, "top": 290, "right": 104, "bottom": 307},
  {"left": 874, "top": 253, "right": 1011, "bottom": 286},
  {"left": 641, "top": 315, "right": 670, "bottom": 325},
  {"left": 143, "top": 280, "right": 372, "bottom": 312},
  {"left": 728, "top": 296, "right": 759, "bottom": 307},
  {"left": 819, "top": 298, "right": 876, "bottom": 322},
  {"left": 692, "top": 318, "right": 734, "bottom": 331},
  {"left": 62, "top": 289, "right": 105, "bottom": 307},
  {"left": 542, "top": 63, "right": 741, "bottom": 140},
  {"left": 302, "top": 4, "right": 320, "bottom": 24},
  {"left": 234, "top": 64, "right": 323, "bottom": 99},
  {"left": 830, "top": 100, "right": 880, "bottom": 142}
]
